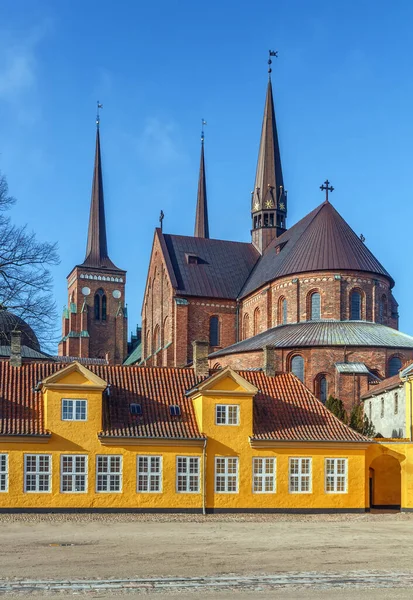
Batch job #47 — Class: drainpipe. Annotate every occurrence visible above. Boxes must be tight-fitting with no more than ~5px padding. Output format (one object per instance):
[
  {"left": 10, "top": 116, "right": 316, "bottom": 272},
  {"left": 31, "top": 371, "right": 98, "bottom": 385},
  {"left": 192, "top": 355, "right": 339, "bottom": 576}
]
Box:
[
  {"left": 235, "top": 300, "right": 240, "bottom": 343},
  {"left": 202, "top": 438, "right": 207, "bottom": 516}
]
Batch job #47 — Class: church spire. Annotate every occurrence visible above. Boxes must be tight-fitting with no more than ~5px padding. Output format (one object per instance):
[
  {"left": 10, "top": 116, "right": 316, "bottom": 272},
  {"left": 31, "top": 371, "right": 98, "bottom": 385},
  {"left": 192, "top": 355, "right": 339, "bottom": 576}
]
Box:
[
  {"left": 194, "top": 120, "right": 209, "bottom": 238},
  {"left": 81, "top": 111, "right": 120, "bottom": 270},
  {"left": 251, "top": 52, "right": 287, "bottom": 253}
]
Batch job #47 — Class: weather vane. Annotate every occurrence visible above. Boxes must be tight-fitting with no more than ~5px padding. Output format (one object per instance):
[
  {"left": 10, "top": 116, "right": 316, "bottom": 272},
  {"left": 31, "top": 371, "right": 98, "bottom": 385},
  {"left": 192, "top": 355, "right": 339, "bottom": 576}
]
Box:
[
  {"left": 159, "top": 209, "right": 164, "bottom": 231},
  {"left": 268, "top": 50, "right": 278, "bottom": 77},
  {"left": 96, "top": 101, "right": 103, "bottom": 127},
  {"left": 201, "top": 119, "right": 207, "bottom": 143},
  {"left": 320, "top": 179, "right": 334, "bottom": 202}
]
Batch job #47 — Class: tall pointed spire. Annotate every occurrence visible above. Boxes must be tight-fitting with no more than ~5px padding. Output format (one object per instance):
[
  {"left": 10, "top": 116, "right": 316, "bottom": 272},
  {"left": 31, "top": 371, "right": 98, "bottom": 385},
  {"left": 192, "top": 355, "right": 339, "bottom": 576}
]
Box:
[
  {"left": 194, "top": 121, "right": 209, "bottom": 238},
  {"left": 251, "top": 52, "right": 287, "bottom": 253},
  {"left": 81, "top": 113, "right": 120, "bottom": 270}
]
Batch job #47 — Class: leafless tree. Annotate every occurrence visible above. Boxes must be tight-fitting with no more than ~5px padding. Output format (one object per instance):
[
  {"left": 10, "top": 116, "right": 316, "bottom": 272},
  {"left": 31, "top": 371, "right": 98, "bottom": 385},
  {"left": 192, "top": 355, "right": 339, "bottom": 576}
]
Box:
[{"left": 0, "top": 170, "right": 59, "bottom": 351}]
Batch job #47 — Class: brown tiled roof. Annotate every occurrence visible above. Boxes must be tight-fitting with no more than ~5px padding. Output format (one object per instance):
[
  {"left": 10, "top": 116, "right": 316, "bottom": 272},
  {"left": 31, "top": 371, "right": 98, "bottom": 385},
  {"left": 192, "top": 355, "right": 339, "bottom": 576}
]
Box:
[
  {"left": 360, "top": 372, "right": 405, "bottom": 399},
  {"left": 241, "top": 201, "right": 393, "bottom": 297},
  {"left": 162, "top": 232, "right": 259, "bottom": 299},
  {"left": 239, "top": 371, "right": 369, "bottom": 443},
  {"left": 0, "top": 362, "right": 368, "bottom": 443}
]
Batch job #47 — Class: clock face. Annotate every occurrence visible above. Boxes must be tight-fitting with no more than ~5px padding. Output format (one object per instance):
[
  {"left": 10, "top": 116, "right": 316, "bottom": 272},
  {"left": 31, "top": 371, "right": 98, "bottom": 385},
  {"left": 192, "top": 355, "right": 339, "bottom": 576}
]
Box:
[
  {"left": 112, "top": 290, "right": 121, "bottom": 299},
  {"left": 265, "top": 200, "right": 274, "bottom": 209},
  {"left": 81, "top": 287, "right": 91, "bottom": 296}
]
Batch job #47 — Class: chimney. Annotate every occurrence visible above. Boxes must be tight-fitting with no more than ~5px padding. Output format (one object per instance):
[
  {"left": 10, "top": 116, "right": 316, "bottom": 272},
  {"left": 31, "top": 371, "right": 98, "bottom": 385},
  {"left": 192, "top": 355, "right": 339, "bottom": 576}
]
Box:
[
  {"left": 10, "top": 330, "right": 22, "bottom": 368},
  {"left": 263, "top": 345, "right": 275, "bottom": 377},
  {"left": 192, "top": 341, "right": 210, "bottom": 379}
]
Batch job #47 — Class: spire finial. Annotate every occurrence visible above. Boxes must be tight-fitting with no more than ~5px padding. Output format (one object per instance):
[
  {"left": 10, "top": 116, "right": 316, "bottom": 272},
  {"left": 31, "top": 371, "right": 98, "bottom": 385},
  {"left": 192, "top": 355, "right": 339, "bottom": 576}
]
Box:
[
  {"left": 159, "top": 209, "right": 164, "bottom": 231},
  {"left": 96, "top": 101, "right": 103, "bottom": 127},
  {"left": 320, "top": 179, "right": 334, "bottom": 202},
  {"left": 268, "top": 50, "right": 278, "bottom": 79},
  {"left": 201, "top": 119, "right": 207, "bottom": 143}
]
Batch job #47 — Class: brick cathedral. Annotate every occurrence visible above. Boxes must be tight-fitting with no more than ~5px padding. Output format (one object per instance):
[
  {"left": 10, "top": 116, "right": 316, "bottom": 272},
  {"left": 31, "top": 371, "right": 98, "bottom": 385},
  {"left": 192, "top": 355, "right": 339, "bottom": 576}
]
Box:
[{"left": 59, "top": 59, "right": 413, "bottom": 410}]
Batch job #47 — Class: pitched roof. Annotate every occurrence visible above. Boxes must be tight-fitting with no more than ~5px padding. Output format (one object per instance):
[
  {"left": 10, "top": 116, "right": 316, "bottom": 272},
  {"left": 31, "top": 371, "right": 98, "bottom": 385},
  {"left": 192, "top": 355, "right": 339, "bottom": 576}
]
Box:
[
  {"left": 194, "top": 139, "right": 209, "bottom": 239},
  {"left": 80, "top": 128, "right": 122, "bottom": 271},
  {"left": 210, "top": 320, "right": 413, "bottom": 358},
  {"left": 161, "top": 232, "right": 259, "bottom": 299},
  {"left": 241, "top": 201, "right": 393, "bottom": 297},
  {"left": 360, "top": 373, "right": 402, "bottom": 399},
  {"left": 123, "top": 342, "right": 142, "bottom": 366},
  {"left": 0, "top": 362, "right": 367, "bottom": 442}
]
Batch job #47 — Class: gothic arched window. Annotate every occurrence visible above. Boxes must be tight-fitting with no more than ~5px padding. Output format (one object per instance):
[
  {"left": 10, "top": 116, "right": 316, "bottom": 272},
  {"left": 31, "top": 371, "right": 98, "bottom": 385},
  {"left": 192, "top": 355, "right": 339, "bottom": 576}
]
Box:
[
  {"left": 350, "top": 291, "right": 362, "bottom": 320},
  {"left": 310, "top": 292, "right": 321, "bottom": 320},
  {"left": 102, "top": 295, "right": 107, "bottom": 321},
  {"left": 278, "top": 297, "right": 287, "bottom": 325},
  {"left": 388, "top": 356, "right": 402, "bottom": 377},
  {"left": 94, "top": 288, "right": 105, "bottom": 321},
  {"left": 209, "top": 316, "right": 220, "bottom": 346},
  {"left": 291, "top": 355, "right": 304, "bottom": 382},
  {"left": 94, "top": 294, "right": 100, "bottom": 320},
  {"left": 320, "top": 377, "right": 328, "bottom": 404}
]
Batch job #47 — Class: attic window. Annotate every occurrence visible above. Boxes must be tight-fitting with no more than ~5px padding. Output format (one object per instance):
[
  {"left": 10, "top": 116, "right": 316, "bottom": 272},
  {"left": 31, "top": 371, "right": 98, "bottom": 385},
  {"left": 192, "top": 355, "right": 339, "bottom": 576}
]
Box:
[
  {"left": 130, "top": 403, "right": 142, "bottom": 416},
  {"left": 186, "top": 254, "right": 199, "bottom": 265},
  {"left": 275, "top": 242, "right": 287, "bottom": 255},
  {"left": 169, "top": 405, "right": 181, "bottom": 417}
]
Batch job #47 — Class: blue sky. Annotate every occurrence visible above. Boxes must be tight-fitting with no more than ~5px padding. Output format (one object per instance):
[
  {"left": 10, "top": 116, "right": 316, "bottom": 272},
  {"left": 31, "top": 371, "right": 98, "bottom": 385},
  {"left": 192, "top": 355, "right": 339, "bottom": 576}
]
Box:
[{"left": 1, "top": 0, "right": 413, "bottom": 345}]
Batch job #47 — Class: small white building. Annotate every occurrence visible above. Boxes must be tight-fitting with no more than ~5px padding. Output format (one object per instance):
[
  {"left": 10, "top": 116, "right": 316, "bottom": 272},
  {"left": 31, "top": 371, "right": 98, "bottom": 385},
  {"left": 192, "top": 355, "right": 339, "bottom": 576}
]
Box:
[{"left": 361, "top": 374, "right": 405, "bottom": 438}]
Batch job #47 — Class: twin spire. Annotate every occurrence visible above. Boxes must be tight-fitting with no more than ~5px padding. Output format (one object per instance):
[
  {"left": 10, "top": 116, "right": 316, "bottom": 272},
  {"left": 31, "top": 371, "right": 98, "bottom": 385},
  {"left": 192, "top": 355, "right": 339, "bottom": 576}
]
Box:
[{"left": 194, "top": 125, "right": 209, "bottom": 239}]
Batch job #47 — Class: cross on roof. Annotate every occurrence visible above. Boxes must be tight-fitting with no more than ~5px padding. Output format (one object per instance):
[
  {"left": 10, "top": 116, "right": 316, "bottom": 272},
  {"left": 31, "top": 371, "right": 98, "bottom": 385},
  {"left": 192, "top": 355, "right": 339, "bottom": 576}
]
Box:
[{"left": 320, "top": 179, "right": 334, "bottom": 202}]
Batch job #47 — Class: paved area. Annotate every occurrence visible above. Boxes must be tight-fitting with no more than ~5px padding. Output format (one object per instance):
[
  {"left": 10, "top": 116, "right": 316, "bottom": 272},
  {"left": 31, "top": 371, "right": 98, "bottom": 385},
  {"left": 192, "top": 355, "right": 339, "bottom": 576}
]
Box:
[{"left": 0, "top": 512, "right": 412, "bottom": 597}]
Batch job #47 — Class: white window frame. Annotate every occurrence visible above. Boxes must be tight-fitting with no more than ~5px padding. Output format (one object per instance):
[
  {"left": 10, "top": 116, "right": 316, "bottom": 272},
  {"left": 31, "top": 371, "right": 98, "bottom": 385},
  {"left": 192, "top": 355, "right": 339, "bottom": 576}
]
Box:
[
  {"left": 289, "top": 457, "right": 312, "bottom": 494},
  {"left": 0, "top": 454, "right": 8, "bottom": 492},
  {"left": 24, "top": 454, "right": 52, "bottom": 493},
  {"left": 96, "top": 455, "right": 122, "bottom": 493},
  {"left": 215, "top": 404, "right": 239, "bottom": 426},
  {"left": 176, "top": 456, "right": 200, "bottom": 493},
  {"left": 137, "top": 455, "right": 163, "bottom": 493},
  {"left": 252, "top": 457, "right": 276, "bottom": 494},
  {"left": 61, "top": 399, "right": 88, "bottom": 421},
  {"left": 60, "top": 455, "right": 88, "bottom": 493},
  {"left": 215, "top": 457, "right": 239, "bottom": 493},
  {"left": 325, "top": 458, "right": 348, "bottom": 494}
]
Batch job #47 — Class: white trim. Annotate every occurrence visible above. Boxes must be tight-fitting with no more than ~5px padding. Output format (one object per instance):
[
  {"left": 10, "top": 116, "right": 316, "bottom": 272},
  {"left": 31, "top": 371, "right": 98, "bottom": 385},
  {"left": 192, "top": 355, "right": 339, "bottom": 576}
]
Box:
[
  {"left": 288, "top": 457, "right": 312, "bottom": 494},
  {"left": 325, "top": 458, "right": 348, "bottom": 494},
  {"left": 60, "top": 454, "right": 88, "bottom": 493},
  {"left": 61, "top": 399, "right": 88, "bottom": 421},
  {"left": 215, "top": 404, "right": 240, "bottom": 426},
  {"left": 0, "top": 454, "right": 8, "bottom": 492},
  {"left": 176, "top": 456, "right": 200, "bottom": 493},
  {"left": 137, "top": 455, "right": 163, "bottom": 493},
  {"left": 24, "top": 454, "right": 52, "bottom": 493},
  {"left": 95, "top": 455, "right": 123, "bottom": 493},
  {"left": 215, "top": 456, "right": 239, "bottom": 494},
  {"left": 252, "top": 457, "right": 276, "bottom": 494}
]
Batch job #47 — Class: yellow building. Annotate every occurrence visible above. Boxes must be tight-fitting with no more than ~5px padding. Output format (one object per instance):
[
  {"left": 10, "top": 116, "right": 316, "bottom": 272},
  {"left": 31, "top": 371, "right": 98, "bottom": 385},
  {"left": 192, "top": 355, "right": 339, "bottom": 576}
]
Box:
[{"left": 0, "top": 350, "right": 390, "bottom": 513}]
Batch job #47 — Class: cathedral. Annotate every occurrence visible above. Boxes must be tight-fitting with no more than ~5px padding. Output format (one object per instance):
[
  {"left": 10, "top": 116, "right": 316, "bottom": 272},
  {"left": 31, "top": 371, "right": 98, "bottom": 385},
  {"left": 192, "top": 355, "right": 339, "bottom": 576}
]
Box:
[{"left": 56, "top": 59, "right": 413, "bottom": 411}]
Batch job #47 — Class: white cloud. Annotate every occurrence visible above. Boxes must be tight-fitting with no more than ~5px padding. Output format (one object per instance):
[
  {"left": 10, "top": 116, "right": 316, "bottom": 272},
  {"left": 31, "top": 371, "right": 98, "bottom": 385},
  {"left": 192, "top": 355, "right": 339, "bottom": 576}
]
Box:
[{"left": 136, "top": 117, "right": 187, "bottom": 165}]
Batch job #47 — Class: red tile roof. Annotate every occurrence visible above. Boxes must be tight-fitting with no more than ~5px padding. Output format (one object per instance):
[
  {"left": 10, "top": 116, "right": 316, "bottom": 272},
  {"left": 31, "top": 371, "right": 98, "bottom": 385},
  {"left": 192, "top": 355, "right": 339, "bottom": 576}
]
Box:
[
  {"left": 360, "top": 373, "right": 402, "bottom": 399},
  {"left": 0, "top": 362, "right": 368, "bottom": 443}
]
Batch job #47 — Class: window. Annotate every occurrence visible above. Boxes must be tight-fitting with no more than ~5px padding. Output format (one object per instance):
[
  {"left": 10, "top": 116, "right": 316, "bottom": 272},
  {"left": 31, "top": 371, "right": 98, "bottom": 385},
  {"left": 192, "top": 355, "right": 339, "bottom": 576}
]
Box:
[
  {"left": 215, "top": 405, "right": 239, "bottom": 425},
  {"left": 130, "top": 403, "right": 142, "bottom": 415},
  {"left": 176, "top": 457, "right": 200, "bottom": 493},
  {"left": 278, "top": 297, "right": 287, "bottom": 325},
  {"left": 62, "top": 399, "right": 87, "bottom": 421},
  {"left": 24, "top": 455, "right": 51, "bottom": 493},
  {"left": 61, "top": 455, "right": 87, "bottom": 493},
  {"left": 325, "top": 458, "right": 347, "bottom": 493},
  {"left": 253, "top": 307, "right": 260, "bottom": 336},
  {"left": 389, "top": 356, "right": 402, "bottom": 377},
  {"left": 310, "top": 293, "right": 321, "bottom": 320},
  {"left": 96, "top": 456, "right": 122, "bottom": 492},
  {"left": 350, "top": 291, "right": 361, "bottom": 320},
  {"left": 394, "top": 393, "right": 399, "bottom": 415},
  {"left": 320, "top": 377, "right": 328, "bottom": 404},
  {"left": 291, "top": 355, "right": 304, "bottom": 382},
  {"left": 169, "top": 405, "right": 181, "bottom": 417},
  {"left": 209, "top": 316, "right": 220, "bottom": 346},
  {"left": 215, "top": 457, "right": 239, "bottom": 493},
  {"left": 253, "top": 457, "right": 276, "bottom": 493},
  {"left": 0, "top": 454, "right": 8, "bottom": 492},
  {"left": 381, "top": 397, "right": 384, "bottom": 418},
  {"left": 289, "top": 458, "right": 312, "bottom": 493},
  {"left": 94, "top": 293, "right": 100, "bottom": 320},
  {"left": 102, "top": 294, "right": 107, "bottom": 321},
  {"left": 137, "top": 456, "right": 162, "bottom": 493}
]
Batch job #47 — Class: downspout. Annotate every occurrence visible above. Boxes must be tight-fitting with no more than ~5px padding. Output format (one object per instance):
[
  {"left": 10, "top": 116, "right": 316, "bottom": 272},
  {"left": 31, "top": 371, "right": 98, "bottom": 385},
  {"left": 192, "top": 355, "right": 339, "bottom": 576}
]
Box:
[
  {"left": 202, "top": 438, "right": 207, "bottom": 515},
  {"left": 236, "top": 300, "right": 240, "bottom": 343}
]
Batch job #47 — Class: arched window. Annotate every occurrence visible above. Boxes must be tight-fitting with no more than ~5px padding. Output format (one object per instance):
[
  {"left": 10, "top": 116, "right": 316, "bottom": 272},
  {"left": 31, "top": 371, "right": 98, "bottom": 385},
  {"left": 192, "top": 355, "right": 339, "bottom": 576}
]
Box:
[
  {"left": 253, "top": 307, "right": 260, "bottom": 336},
  {"left": 278, "top": 297, "right": 287, "bottom": 325},
  {"left": 310, "top": 292, "right": 321, "bottom": 320},
  {"left": 243, "top": 314, "right": 250, "bottom": 340},
  {"left": 94, "top": 294, "right": 100, "bottom": 320},
  {"left": 291, "top": 355, "right": 304, "bottom": 382},
  {"left": 320, "top": 377, "right": 328, "bottom": 404},
  {"left": 209, "top": 316, "right": 220, "bottom": 346},
  {"left": 153, "top": 325, "right": 161, "bottom": 351},
  {"left": 388, "top": 356, "right": 402, "bottom": 377},
  {"left": 102, "top": 295, "right": 107, "bottom": 321},
  {"left": 350, "top": 291, "right": 362, "bottom": 320}
]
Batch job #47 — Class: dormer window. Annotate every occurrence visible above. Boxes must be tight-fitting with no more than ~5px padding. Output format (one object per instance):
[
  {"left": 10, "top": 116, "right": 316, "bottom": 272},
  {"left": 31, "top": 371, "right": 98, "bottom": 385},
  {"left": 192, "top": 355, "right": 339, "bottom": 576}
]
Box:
[
  {"left": 62, "top": 399, "right": 87, "bottom": 421},
  {"left": 186, "top": 254, "right": 199, "bottom": 265},
  {"left": 169, "top": 405, "right": 181, "bottom": 417},
  {"left": 130, "top": 403, "right": 142, "bottom": 416},
  {"left": 216, "top": 404, "right": 239, "bottom": 425}
]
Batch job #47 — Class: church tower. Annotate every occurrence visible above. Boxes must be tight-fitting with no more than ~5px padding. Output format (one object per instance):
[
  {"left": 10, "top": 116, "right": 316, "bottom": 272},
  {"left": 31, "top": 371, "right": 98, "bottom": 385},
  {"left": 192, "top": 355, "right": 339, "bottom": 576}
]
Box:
[
  {"left": 58, "top": 115, "right": 127, "bottom": 364},
  {"left": 251, "top": 52, "right": 287, "bottom": 254}
]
